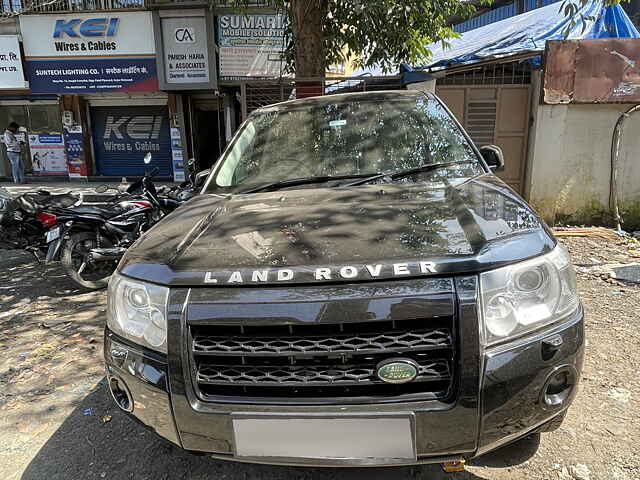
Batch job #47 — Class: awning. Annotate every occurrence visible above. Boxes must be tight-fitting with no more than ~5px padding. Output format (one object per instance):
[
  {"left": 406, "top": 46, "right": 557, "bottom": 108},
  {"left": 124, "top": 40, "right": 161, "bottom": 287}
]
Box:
[{"left": 424, "top": 0, "right": 640, "bottom": 69}]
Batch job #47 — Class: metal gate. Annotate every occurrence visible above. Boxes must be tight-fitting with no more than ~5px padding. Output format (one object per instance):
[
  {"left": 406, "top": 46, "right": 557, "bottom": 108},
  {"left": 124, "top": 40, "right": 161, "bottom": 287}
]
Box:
[
  {"left": 436, "top": 84, "right": 531, "bottom": 195},
  {"left": 90, "top": 105, "right": 173, "bottom": 177},
  {"left": 240, "top": 76, "right": 404, "bottom": 119}
]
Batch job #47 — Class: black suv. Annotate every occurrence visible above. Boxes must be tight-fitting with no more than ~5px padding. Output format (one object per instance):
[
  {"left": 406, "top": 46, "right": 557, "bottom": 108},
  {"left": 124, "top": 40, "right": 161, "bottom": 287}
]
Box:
[{"left": 104, "top": 91, "right": 584, "bottom": 467}]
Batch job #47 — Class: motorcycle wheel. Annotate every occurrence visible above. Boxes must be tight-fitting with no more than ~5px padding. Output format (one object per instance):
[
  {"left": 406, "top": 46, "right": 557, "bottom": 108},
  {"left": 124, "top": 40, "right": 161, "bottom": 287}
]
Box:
[{"left": 61, "top": 232, "right": 114, "bottom": 290}]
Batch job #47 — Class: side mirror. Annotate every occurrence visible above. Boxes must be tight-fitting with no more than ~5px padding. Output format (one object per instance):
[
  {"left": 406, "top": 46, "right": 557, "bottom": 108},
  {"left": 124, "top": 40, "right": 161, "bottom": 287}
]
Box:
[
  {"left": 143, "top": 152, "right": 152, "bottom": 164},
  {"left": 187, "top": 158, "right": 197, "bottom": 175},
  {"left": 195, "top": 169, "right": 211, "bottom": 187},
  {"left": 95, "top": 184, "right": 109, "bottom": 194},
  {"left": 480, "top": 145, "right": 505, "bottom": 171}
]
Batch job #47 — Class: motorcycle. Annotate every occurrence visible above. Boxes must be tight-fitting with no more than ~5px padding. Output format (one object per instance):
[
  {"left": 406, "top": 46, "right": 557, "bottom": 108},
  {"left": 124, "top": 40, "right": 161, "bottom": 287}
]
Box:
[
  {"left": 160, "top": 158, "right": 209, "bottom": 202},
  {"left": 44, "top": 153, "right": 180, "bottom": 290},
  {"left": 0, "top": 186, "right": 82, "bottom": 260},
  {"left": 1, "top": 153, "right": 199, "bottom": 290}
]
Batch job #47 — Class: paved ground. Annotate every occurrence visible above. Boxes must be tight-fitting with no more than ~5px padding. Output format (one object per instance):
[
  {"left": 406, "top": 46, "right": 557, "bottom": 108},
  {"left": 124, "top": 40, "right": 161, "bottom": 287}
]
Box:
[{"left": 0, "top": 230, "right": 639, "bottom": 480}]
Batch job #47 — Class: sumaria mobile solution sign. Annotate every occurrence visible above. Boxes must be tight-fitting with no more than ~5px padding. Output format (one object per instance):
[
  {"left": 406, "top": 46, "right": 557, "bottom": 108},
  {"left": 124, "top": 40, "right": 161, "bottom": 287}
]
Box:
[
  {"left": 19, "top": 12, "right": 158, "bottom": 93},
  {"left": 218, "top": 13, "right": 287, "bottom": 81}
]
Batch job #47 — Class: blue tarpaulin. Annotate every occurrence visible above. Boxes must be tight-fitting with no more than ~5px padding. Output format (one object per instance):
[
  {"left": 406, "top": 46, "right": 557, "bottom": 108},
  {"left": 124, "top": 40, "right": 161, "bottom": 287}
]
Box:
[{"left": 425, "top": 0, "right": 640, "bottom": 69}]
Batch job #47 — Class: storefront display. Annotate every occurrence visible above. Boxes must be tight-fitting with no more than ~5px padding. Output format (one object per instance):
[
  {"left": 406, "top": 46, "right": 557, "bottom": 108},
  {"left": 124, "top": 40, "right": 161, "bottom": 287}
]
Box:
[
  {"left": 64, "top": 124, "right": 88, "bottom": 178},
  {"left": 28, "top": 133, "right": 67, "bottom": 175},
  {"left": 0, "top": 102, "right": 66, "bottom": 177},
  {"left": 170, "top": 127, "right": 185, "bottom": 182}
]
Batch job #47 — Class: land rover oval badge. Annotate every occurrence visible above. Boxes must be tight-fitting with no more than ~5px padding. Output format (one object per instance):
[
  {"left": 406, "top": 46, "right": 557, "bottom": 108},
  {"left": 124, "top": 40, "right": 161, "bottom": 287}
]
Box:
[{"left": 376, "top": 358, "right": 419, "bottom": 384}]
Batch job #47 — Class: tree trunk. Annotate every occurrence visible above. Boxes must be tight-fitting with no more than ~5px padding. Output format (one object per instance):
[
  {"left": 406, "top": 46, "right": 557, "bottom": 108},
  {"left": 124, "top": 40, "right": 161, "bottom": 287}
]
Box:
[{"left": 291, "top": 0, "right": 326, "bottom": 97}]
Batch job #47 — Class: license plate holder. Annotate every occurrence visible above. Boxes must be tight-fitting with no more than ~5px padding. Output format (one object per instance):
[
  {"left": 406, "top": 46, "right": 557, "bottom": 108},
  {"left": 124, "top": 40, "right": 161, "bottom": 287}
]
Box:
[
  {"left": 232, "top": 413, "right": 416, "bottom": 462},
  {"left": 46, "top": 227, "right": 60, "bottom": 243}
]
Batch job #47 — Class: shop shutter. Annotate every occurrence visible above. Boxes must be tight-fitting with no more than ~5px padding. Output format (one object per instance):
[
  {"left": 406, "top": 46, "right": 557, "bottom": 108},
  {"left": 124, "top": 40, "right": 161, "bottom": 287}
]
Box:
[{"left": 90, "top": 105, "right": 173, "bottom": 177}]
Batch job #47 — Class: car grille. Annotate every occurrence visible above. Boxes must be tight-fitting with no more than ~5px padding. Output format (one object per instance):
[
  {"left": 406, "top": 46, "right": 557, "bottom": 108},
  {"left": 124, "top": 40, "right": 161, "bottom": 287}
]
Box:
[
  {"left": 193, "top": 327, "right": 452, "bottom": 356},
  {"left": 189, "top": 317, "right": 456, "bottom": 404}
]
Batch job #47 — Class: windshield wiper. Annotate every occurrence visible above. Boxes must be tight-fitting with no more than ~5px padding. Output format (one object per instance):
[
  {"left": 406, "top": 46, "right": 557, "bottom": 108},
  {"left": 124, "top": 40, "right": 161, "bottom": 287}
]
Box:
[
  {"left": 241, "top": 173, "right": 378, "bottom": 194},
  {"left": 342, "top": 161, "right": 470, "bottom": 188}
]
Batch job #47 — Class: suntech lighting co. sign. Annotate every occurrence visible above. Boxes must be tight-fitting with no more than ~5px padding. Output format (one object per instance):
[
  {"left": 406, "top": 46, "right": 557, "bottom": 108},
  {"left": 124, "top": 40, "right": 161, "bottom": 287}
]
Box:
[{"left": 20, "top": 12, "right": 158, "bottom": 93}]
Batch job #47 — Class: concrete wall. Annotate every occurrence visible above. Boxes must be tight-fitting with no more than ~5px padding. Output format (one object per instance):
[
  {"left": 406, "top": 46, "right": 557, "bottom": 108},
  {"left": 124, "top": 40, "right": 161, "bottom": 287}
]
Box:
[{"left": 527, "top": 99, "right": 640, "bottom": 230}]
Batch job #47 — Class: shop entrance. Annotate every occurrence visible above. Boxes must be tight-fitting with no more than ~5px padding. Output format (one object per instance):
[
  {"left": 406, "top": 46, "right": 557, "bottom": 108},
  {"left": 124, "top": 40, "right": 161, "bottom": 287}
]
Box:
[
  {"left": 183, "top": 95, "right": 225, "bottom": 171},
  {"left": 0, "top": 101, "right": 65, "bottom": 177}
]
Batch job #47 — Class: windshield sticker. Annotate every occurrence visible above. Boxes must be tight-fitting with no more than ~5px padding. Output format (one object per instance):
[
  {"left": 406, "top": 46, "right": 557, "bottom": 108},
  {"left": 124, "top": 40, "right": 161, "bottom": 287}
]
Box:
[{"left": 329, "top": 119, "right": 347, "bottom": 128}]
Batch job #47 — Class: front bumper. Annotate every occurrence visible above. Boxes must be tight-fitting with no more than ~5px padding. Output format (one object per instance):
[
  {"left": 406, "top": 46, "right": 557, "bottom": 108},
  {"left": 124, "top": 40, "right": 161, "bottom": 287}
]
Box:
[{"left": 104, "top": 305, "right": 584, "bottom": 467}]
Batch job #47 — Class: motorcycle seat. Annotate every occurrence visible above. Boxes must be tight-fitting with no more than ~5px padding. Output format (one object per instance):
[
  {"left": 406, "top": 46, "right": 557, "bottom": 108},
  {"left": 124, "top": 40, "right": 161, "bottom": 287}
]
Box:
[{"left": 18, "top": 193, "right": 80, "bottom": 213}]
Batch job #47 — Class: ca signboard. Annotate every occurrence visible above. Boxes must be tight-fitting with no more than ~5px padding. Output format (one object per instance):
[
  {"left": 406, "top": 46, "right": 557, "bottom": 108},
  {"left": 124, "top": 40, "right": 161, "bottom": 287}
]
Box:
[
  {"left": 154, "top": 10, "right": 217, "bottom": 90},
  {"left": 19, "top": 12, "right": 158, "bottom": 94},
  {"left": 0, "top": 36, "right": 28, "bottom": 90},
  {"left": 217, "top": 13, "right": 287, "bottom": 81}
]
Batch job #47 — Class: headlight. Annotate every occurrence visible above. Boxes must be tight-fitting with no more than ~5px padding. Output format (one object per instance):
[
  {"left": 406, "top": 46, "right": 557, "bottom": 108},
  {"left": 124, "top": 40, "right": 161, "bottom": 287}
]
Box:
[
  {"left": 480, "top": 244, "right": 578, "bottom": 346},
  {"left": 107, "top": 272, "right": 169, "bottom": 353}
]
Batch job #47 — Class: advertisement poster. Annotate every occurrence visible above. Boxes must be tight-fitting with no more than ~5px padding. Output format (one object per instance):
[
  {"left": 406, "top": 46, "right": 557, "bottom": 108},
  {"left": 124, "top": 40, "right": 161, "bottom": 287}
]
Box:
[
  {"left": 90, "top": 105, "right": 172, "bottom": 176},
  {"left": 161, "top": 16, "right": 210, "bottom": 86},
  {"left": 28, "top": 133, "right": 68, "bottom": 175},
  {"left": 20, "top": 12, "right": 157, "bottom": 94},
  {"left": 0, "top": 35, "right": 28, "bottom": 90},
  {"left": 64, "top": 124, "right": 88, "bottom": 178},
  {"left": 170, "top": 127, "right": 185, "bottom": 182},
  {"left": 217, "top": 14, "right": 287, "bottom": 81}
]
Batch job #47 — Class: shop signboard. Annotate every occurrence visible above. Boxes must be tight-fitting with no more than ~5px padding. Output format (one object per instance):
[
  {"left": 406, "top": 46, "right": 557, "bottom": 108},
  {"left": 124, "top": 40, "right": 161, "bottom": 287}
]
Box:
[
  {"left": 0, "top": 36, "right": 28, "bottom": 90},
  {"left": 64, "top": 124, "right": 88, "bottom": 178},
  {"left": 28, "top": 133, "right": 68, "bottom": 175},
  {"left": 155, "top": 10, "right": 217, "bottom": 90},
  {"left": 217, "top": 13, "right": 287, "bottom": 81},
  {"left": 19, "top": 12, "right": 158, "bottom": 94},
  {"left": 544, "top": 39, "right": 640, "bottom": 104},
  {"left": 90, "top": 105, "right": 172, "bottom": 177}
]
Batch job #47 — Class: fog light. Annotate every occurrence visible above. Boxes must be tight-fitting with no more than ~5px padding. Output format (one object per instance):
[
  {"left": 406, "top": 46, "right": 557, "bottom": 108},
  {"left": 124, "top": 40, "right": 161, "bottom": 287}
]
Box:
[
  {"left": 542, "top": 366, "right": 577, "bottom": 407},
  {"left": 442, "top": 458, "right": 466, "bottom": 472},
  {"left": 108, "top": 374, "right": 133, "bottom": 413}
]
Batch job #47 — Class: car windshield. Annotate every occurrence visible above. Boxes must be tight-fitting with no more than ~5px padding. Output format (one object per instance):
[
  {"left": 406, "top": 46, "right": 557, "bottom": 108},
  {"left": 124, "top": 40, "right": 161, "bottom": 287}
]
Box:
[{"left": 207, "top": 94, "right": 484, "bottom": 193}]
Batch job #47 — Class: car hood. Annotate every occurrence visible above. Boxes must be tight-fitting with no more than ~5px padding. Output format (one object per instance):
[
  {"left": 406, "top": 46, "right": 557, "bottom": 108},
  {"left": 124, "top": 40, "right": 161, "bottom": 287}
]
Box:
[{"left": 120, "top": 174, "right": 555, "bottom": 286}]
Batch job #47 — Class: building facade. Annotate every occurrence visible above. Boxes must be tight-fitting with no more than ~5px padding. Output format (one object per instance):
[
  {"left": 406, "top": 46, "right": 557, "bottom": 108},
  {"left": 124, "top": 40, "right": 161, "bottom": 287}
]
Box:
[
  {"left": 0, "top": 0, "right": 290, "bottom": 180},
  {"left": 430, "top": 1, "right": 640, "bottom": 229}
]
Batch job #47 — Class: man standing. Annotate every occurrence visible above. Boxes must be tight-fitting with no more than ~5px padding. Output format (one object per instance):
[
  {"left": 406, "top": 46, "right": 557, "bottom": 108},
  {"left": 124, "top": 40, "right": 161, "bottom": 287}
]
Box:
[{"left": 4, "top": 121, "right": 25, "bottom": 184}]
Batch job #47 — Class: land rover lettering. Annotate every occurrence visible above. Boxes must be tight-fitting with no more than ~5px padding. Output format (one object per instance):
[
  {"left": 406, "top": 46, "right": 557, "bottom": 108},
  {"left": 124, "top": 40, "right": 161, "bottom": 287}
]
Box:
[{"left": 201, "top": 261, "right": 439, "bottom": 285}]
